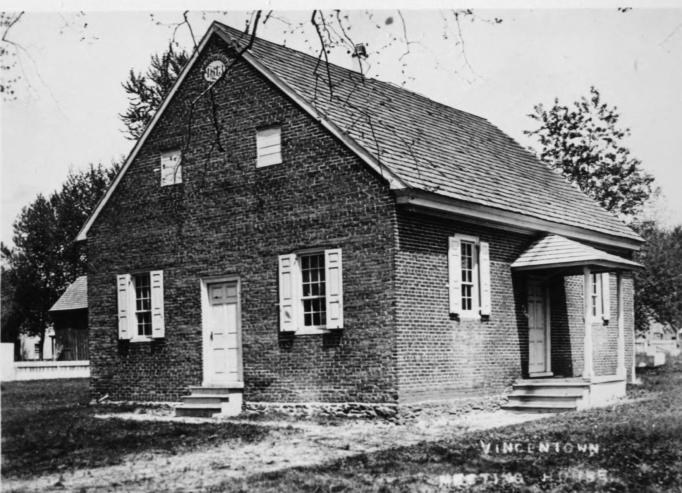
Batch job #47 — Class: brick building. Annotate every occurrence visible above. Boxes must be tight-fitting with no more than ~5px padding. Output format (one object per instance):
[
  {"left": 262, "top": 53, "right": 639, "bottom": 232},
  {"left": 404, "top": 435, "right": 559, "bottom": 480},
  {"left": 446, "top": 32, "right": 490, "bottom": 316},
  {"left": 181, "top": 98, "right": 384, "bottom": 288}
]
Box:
[{"left": 77, "top": 22, "right": 642, "bottom": 415}]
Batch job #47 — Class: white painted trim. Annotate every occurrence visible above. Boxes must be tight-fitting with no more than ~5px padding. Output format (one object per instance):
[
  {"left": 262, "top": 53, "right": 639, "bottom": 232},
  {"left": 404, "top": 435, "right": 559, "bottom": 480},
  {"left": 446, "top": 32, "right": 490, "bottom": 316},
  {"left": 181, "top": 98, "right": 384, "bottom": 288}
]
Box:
[
  {"left": 529, "top": 371, "right": 554, "bottom": 378},
  {"left": 395, "top": 191, "right": 643, "bottom": 252},
  {"left": 583, "top": 266, "right": 594, "bottom": 379},
  {"left": 545, "top": 284, "right": 552, "bottom": 374},
  {"left": 616, "top": 272, "right": 626, "bottom": 378},
  {"left": 590, "top": 374, "right": 625, "bottom": 384},
  {"left": 200, "top": 275, "right": 243, "bottom": 388},
  {"left": 76, "top": 23, "right": 406, "bottom": 241}
]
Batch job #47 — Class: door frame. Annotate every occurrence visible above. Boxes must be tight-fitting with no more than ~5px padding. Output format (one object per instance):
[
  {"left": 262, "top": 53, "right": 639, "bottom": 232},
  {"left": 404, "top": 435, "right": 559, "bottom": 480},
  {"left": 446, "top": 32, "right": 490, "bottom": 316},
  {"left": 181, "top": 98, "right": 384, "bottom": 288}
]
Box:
[
  {"left": 200, "top": 275, "right": 243, "bottom": 387},
  {"left": 527, "top": 277, "right": 553, "bottom": 378}
]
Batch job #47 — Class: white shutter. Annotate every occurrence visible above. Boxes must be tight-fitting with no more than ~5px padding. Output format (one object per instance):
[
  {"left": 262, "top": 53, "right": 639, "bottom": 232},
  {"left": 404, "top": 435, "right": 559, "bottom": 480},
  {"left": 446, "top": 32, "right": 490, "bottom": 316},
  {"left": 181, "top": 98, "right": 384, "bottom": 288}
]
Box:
[
  {"left": 448, "top": 237, "right": 462, "bottom": 315},
  {"left": 601, "top": 272, "right": 610, "bottom": 322},
  {"left": 278, "top": 254, "right": 298, "bottom": 331},
  {"left": 257, "top": 127, "right": 282, "bottom": 167},
  {"left": 160, "top": 150, "right": 182, "bottom": 186},
  {"left": 117, "top": 274, "right": 132, "bottom": 340},
  {"left": 150, "top": 270, "right": 165, "bottom": 338},
  {"left": 325, "top": 248, "right": 343, "bottom": 329},
  {"left": 479, "top": 241, "right": 491, "bottom": 316}
]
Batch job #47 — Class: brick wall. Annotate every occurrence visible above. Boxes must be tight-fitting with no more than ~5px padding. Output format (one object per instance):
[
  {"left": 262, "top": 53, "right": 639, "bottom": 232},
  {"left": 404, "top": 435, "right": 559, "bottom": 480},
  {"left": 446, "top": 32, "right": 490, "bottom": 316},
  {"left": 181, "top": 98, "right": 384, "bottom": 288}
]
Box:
[
  {"left": 88, "top": 35, "right": 398, "bottom": 403},
  {"left": 394, "top": 210, "right": 535, "bottom": 402}
]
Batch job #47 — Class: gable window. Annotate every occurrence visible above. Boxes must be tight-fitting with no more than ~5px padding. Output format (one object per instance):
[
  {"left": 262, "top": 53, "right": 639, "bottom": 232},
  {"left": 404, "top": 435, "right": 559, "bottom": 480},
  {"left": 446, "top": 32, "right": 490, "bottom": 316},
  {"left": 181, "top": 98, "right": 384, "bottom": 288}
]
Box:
[
  {"left": 448, "top": 234, "right": 491, "bottom": 318},
  {"left": 117, "top": 271, "right": 165, "bottom": 340},
  {"left": 278, "top": 249, "right": 343, "bottom": 333},
  {"left": 160, "top": 150, "right": 182, "bottom": 186},
  {"left": 256, "top": 126, "right": 282, "bottom": 167}
]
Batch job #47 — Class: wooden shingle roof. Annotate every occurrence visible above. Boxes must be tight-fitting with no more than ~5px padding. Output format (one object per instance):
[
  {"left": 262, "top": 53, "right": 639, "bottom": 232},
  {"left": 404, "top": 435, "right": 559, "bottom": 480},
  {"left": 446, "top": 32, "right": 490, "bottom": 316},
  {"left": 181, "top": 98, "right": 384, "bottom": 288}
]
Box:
[
  {"left": 76, "top": 22, "right": 642, "bottom": 247},
  {"left": 218, "top": 23, "right": 640, "bottom": 243},
  {"left": 49, "top": 276, "right": 87, "bottom": 312},
  {"left": 511, "top": 235, "right": 641, "bottom": 271}
]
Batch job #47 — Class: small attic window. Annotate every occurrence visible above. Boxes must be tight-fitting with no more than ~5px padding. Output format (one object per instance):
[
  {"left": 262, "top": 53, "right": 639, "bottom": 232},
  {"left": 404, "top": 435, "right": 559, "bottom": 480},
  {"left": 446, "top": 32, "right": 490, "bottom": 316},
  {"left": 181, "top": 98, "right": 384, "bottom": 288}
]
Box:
[
  {"left": 256, "top": 126, "right": 282, "bottom": 167},
  {"left": 160, "top": 150, "right": 182, "bottom": 186}
]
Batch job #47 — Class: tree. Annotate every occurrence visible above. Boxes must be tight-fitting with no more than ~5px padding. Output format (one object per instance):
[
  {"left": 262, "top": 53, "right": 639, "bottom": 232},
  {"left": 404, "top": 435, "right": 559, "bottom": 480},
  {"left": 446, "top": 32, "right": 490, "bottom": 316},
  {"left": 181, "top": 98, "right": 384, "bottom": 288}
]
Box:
[
  {"left": 1, "top": 163, "right": 119, "bottom": 356},
  {"left": 525, "top": 86, "right": 655, "bottom": 218},
  {"left": 632, "top": 221, "right": 682, "bottom": 335},
  {"left": 120, "top": 43, "right": 190, "bottom": 140}
]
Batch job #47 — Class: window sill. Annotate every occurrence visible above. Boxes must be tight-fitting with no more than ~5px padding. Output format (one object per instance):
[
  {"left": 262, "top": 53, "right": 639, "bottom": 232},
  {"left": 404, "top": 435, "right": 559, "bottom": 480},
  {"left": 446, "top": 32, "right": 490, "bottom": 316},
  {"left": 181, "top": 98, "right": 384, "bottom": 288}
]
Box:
[
  {"left": 129, "top": 336, "right": 154, "bottom": 343},
  {"left": 294, "top": 327, "right": 330, "bottom": 335}
]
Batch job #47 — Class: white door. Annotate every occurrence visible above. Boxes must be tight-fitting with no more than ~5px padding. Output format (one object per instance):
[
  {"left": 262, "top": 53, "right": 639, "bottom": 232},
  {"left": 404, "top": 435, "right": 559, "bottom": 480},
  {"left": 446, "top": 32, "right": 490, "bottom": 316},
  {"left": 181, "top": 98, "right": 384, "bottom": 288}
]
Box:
[
  {"left": 204, "top": 281, "right": 241, "bottom": 386},
  {"left": 528, "top": 280, "right": 549, "bottom": 375}
]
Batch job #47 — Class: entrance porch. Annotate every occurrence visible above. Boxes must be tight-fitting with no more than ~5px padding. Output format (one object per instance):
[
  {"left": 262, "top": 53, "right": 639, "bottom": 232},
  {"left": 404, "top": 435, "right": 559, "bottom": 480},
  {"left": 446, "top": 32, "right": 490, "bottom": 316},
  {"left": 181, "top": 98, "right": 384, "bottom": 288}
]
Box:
[{"left": 503, "top": 235, "right": 640, "bottom": 412}]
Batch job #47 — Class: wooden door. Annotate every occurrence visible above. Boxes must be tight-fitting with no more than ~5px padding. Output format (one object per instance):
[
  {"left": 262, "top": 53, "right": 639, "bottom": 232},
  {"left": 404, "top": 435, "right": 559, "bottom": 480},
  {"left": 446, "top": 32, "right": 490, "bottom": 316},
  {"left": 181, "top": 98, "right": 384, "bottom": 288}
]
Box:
[
  {"left": 204, "top": 281, "right": 241, "bottom": 385},
  {"left": 528, "top": 280, "right": 548, "bottom": 375}
]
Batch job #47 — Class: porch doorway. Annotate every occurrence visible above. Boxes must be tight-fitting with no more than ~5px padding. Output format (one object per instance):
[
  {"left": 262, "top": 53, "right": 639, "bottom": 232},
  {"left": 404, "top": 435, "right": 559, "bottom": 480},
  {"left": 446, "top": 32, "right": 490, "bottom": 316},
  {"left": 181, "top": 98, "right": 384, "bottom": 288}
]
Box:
[{"left": 528, "top": 279, "right": 552, "bottom": 377}]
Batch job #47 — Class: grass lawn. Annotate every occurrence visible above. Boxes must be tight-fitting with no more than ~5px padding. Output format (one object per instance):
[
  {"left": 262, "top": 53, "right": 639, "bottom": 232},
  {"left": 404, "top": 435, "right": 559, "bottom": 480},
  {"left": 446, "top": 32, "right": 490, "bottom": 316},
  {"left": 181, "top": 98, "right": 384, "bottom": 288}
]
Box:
[
  {"left": 0, "top": 379, "right": 277, "bottom": 480},
  {"left": 2, "top": 357, "right": 681, "bottom": 492},
  {"left": 223, "top": 358, "right": 682, "bottom": 492}
]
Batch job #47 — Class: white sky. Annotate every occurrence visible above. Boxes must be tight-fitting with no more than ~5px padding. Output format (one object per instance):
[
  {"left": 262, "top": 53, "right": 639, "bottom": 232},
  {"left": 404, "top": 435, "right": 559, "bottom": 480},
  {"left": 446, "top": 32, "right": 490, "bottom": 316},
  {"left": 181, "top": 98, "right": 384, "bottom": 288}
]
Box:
[{"left": 2, "top": 5, "right": 681, "bottom": 246}]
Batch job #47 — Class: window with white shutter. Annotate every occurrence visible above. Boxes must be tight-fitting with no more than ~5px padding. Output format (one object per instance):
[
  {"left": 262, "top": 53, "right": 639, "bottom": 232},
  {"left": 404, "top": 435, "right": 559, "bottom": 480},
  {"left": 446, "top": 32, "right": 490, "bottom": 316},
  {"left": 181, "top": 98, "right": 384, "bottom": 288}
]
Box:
[
  {"left": 601, "top": 272, "right": 610, "bottom": 322},
  {"left": 449, "top": 234, "right": 490, "bottom": 319},
  {"left": 256, "top": 126, "right": 282, "bottom": 167},
  {"left": 117, "top": 270, "right": 166, "bottom": 341},
  {"left": 117, "top": 274, "right": 133, "bottom": 340},
  {"left": 160, "top": 150, "right": 182, "bottom": 186},
  {"left": 278, "top": 249, "right": 343, "bottom": 333}
]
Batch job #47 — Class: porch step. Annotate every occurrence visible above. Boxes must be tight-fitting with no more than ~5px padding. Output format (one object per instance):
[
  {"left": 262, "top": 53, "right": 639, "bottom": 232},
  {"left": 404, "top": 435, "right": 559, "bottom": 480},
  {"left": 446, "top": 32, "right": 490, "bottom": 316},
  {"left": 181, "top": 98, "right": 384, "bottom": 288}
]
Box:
[
  {"left": 501, "top": 401, "right": 579, "bottom": 413},
  {"left": 175, "top": 402, "right": 222, "bottom": 418},
  {"left": 503, "top": 380, "right": 590, "bottom": 413},
  {"left": 175, "top": 386, "right": 243, "bottom": 418}
]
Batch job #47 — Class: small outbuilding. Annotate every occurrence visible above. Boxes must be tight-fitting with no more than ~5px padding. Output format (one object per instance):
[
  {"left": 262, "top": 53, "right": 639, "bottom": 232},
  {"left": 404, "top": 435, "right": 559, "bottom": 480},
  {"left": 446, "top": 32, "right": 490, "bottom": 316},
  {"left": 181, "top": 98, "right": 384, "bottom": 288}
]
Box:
[{"left": 49, "top": 276, "right": 89, "bottom": 361}]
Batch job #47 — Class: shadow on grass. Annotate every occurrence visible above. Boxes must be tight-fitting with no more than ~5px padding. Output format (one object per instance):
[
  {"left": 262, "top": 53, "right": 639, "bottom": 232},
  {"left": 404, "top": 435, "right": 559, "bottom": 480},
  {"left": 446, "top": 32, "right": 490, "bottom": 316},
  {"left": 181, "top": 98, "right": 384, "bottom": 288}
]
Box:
[
  {"left": 216, "top": 357, "right": 682, "bottom": 492},
  {"left": 0, "top": 379, "right": 282, "bottom": 479}
]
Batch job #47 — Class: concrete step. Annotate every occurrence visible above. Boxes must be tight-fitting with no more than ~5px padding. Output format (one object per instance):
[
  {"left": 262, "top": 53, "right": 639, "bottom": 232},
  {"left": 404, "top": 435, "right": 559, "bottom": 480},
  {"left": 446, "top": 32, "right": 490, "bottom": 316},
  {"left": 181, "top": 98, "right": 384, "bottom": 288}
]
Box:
[
  {"left": 181, "top": 395, "right": 230, "bottom": 405},
  {"left": 510, "top": 386, "right": 587, "bottom": 397},
  {"left": 506, "top": 395, "right": 581, "bottom": 408},
  {"left": 514, "top": 379, "right": 589, "bottom": 387},
  {"left": 188, "top": 386, "right": 233, "bottom": 395},
  {"left": 175, "top": 403, "right": 222, "bottom": 418}
]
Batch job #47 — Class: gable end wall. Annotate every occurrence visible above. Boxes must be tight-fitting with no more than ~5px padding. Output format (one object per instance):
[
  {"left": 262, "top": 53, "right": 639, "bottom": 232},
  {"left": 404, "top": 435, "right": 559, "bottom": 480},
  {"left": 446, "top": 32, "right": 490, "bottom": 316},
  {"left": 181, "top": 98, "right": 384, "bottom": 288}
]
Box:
[{"left": 87, "top": 35, "right": 398, "bottom": 403}]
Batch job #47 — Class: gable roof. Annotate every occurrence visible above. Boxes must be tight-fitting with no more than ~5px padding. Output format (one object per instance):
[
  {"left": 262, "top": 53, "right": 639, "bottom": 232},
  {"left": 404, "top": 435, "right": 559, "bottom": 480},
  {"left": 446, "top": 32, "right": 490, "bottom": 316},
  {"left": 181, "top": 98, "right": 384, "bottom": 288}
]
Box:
[
  {"left": 49, "top": 276, "right": 88, "bottom": 312},
  {"left": 76, "top": 22, "right": 641, "bottom": 248},
  {"left": 511, "top": 235, "right": 641, "bottom": 271}
]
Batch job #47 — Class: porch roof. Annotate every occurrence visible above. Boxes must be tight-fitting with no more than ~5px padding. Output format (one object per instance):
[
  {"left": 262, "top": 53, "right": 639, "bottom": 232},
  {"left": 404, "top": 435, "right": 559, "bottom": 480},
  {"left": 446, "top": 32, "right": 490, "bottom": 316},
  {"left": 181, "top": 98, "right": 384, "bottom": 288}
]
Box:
[{"left": 511, "top": 235, "right": 642, "bottom": 272}]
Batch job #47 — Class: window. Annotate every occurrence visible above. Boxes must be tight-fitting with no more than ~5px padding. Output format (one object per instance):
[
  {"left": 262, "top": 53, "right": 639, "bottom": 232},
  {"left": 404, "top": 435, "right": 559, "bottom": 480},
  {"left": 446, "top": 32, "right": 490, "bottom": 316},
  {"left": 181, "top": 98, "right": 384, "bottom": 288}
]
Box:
[
  {"left": 134, "top": 273, "right": 152, "bottom": 337},
  {"left": 448, "top": 234, "right": 491, "bottom": 318},
  {"left": 301, "top": 253, "right": 326, "bottom": 327},
  {"left": 256, "top": 126, "right": 282, "bottom": 167},
  {"left": 591, "top": 273, "right": 601, "bottom": 318},
  {"left": 460, "top": 240, "right": 477, "bottom": 312},
  {"left": 590, "top": 272, "right": 611, "bottom": 322},
  {"left": 117, "top": 271, "right": 165, "bottom": 340},
  {"left": 278, "top": 249, "right": 343, "bottom": 333},
  {"left": 160, "top": 150, "right": 182, "bottom": 186}
]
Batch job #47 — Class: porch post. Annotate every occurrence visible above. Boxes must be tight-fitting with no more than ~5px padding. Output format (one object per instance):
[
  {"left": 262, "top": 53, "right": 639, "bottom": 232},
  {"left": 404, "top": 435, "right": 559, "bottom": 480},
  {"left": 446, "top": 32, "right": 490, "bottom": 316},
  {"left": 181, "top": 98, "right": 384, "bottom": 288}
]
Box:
[
  {"left": 616, "top": 271, "right": 626, "bottom": 378},
  {"left": 583, "top": 266, "right": 593, "bottom": 380}
]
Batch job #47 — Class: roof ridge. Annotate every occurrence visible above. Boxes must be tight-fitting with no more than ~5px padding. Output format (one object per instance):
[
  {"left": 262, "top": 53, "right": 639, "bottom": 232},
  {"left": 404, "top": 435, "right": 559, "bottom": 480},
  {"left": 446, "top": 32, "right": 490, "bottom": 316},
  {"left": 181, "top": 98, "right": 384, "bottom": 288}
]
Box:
[{"left": 214, "top": 22, "right": 490, "bottom": 125}]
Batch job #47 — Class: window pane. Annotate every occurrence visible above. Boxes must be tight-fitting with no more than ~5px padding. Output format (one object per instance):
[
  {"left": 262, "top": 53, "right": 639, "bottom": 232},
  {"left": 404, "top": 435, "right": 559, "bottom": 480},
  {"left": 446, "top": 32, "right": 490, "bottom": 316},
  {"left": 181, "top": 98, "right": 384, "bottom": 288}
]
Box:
[{"left": 301, "top": 253, "right": 326, "bottom": 327}]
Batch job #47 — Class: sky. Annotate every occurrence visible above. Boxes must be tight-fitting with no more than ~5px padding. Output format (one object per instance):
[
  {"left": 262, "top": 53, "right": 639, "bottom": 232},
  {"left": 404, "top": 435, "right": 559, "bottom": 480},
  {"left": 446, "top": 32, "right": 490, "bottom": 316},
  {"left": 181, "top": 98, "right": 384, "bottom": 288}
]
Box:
[{"left": 2, "top": 5, "right": 681, "bottom": 246}]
